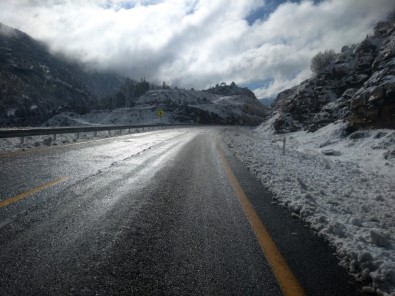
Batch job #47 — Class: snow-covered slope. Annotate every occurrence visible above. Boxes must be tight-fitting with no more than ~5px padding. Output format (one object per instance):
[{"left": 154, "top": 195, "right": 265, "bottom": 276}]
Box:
[
  {"left": 45, "top": 108, "right": 173, "bottom": 126},
  {"left": 224, "top": 114, "right": 395, "bottom": 295},
  {"left": 0, "top": 22, "right": 125, "bottom": 127},
  {"left": 45, "top": 85, "right": 270, "bottom": 127}
]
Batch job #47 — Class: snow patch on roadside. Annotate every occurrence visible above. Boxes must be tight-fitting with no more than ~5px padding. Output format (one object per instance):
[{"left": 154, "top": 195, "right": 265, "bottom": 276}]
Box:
[
  {"left": 0, "top": 128, "right": 154, "bottom": 154},
  {"left": 224, "top": 114, "right": 395, "bottom": 295}
]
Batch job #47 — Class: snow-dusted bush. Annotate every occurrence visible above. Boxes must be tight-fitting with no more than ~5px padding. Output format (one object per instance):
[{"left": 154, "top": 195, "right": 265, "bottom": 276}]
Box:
[{"left": 310, "top": 49, "right": 337, "bottom": 74}]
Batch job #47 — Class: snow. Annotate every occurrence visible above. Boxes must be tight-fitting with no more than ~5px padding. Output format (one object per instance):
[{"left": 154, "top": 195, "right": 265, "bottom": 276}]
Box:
[
  {"left": 6, "top": 108, "right": 16, "bottom": 116},
  {"left": 43, "top": 92, "right": 263, "bottom": 127},
  {"left": 0, "top": 126, "right": 170, "bottom": 154},
  {"left": 45, "top": 108, "right": 181, "bottom": 127},
  {"left": 213, "top": 95, "right": 244, "bottom": 105},
  {"left": 223, "top": 113, "right": 395, "bottom": 295}
]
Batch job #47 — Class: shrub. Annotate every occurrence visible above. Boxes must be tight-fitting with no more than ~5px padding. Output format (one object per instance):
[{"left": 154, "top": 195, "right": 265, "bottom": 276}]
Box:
[{"left": 310, "top": 49, "right": 337, "bottom": 74}]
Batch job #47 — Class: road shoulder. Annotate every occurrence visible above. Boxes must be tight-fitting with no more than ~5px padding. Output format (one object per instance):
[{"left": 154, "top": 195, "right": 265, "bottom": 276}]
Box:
[{"left": 220, "top": 137, "right": 369, "bottom": 296}]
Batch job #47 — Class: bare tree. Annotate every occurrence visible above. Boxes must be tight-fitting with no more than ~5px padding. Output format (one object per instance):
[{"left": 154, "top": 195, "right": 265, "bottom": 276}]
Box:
[{"left": 310, "top": 49, "right": 337, "bottom": 75}]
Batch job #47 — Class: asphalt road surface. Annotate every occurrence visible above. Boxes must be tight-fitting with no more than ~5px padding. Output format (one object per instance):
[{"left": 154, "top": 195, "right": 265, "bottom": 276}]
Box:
[{"left": 0, "top": 127, "right": 368, "bottom": 295}]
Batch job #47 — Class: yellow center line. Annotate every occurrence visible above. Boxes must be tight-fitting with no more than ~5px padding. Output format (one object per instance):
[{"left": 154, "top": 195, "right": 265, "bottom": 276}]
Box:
[
  {"left": 218, "top": 148, "right": 305, "bottom": 296},
  {"left": 0, "top": 177, "right": 68, "bottom": 209}
]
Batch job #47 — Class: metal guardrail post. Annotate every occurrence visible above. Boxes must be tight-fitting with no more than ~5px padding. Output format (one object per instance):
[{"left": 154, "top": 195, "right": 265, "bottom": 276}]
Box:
[{"left": 20, "top": 136, "right": 24, "bottom": 145}]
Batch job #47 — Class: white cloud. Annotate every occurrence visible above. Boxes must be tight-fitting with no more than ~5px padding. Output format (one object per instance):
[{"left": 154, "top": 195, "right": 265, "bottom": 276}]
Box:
[{"left": 0, "top": 0, "right": 394, "bottom": 98}]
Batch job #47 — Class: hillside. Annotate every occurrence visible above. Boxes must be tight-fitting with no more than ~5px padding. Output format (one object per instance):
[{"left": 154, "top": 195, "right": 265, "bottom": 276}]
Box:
[
  {"left": 46, "top": 83, "right": 270, "bottom": 126},
  {"left": 0, "top": 23, "right": 125, "bottom": 127},
  {"left": 272, "top": 16, "right": 395, "bottom": 134}
]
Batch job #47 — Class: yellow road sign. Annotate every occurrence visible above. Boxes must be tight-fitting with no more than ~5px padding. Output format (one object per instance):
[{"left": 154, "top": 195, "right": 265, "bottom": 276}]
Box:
[{"left": 156, "top": 109, "right": 165, "bottom": 118}]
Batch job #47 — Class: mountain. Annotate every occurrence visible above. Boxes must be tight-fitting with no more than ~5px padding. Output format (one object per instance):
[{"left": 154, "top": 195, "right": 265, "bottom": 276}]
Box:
[
  {"left": 46, "top": 82, "right": 270, "bottom": 126},
  {"left": 258, "top": 97, "right": 275, "bottom": 107},
  {"left": 0, "top": 23, "right": 125, "bottom": 127},
  {"left": 139, "top": 83, "right": 269, "bottom": 125},
  {"left": 0, "top": 23, "right": 269, "bottom": 127},
  {"left": 272, "top": 15, "right": 395, "bottom": 134}
]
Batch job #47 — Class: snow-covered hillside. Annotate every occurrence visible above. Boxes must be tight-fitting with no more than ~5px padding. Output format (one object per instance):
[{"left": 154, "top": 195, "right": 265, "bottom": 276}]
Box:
[
  {"left": 0, "top": 22, "right": 125, "bottom": 127},
  {"left": 273, "top": 17, "right": 395, "bottom": 133},
  {"left": 45, "top": 108, "right": 174, "bottom": 126},
  {"left": 45, "top": 85, "right": 270, "bottom": 127},
  {"left": 224, "top": 114, "right": 395, "bottom": 295}
]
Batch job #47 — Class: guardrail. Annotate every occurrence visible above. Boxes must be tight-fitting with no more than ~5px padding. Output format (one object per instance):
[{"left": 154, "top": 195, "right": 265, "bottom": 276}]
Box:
[{"left": 0, "top": 123, "right": 195, "bottom": 144}]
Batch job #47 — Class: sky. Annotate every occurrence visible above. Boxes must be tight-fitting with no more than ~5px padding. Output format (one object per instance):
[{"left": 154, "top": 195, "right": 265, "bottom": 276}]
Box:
[{"left": 0, "top": 0, "right": 394, "bottom": 99}]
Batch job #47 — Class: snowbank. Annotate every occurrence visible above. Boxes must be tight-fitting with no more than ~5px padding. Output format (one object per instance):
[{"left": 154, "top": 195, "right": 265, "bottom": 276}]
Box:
[{"left": 224, "top": 113, "right": 395, "bottom": 295}]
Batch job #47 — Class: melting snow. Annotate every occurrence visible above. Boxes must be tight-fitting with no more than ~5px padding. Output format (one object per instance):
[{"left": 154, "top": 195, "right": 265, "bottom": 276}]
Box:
[{"left": 224, "top": 113, "right": 395, "bottom": 295}]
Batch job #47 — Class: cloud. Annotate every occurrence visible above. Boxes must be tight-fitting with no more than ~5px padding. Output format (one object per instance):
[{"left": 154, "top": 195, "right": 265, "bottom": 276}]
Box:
[{"left": 0, "top": 0, "right": 394, "bottom": 98}]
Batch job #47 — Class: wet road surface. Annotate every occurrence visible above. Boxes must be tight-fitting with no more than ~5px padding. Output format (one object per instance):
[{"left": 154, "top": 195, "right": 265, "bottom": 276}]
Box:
[{"left": 0, "top": 127, "right": 367, "bottom": 295}]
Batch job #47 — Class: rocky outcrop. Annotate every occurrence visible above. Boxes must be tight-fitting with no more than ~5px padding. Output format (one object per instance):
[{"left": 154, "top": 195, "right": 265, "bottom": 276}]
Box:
[
  {"left": 205, "top": 82, "right": 257, "bottom": 99},
  {"left": 273, "top": 16, "right": 395, "bottom": 133},
  {"left": 349, "top": 21, "right": 395, "bottom": 130}
]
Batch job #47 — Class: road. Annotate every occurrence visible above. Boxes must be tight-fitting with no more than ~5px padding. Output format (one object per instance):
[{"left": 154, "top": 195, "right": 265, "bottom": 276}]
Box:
[{"left": 0, "top": 127, "right": 367, "bottom": 295}]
